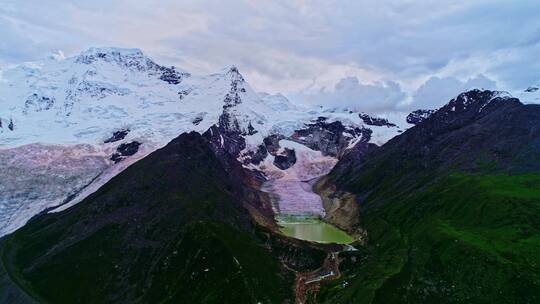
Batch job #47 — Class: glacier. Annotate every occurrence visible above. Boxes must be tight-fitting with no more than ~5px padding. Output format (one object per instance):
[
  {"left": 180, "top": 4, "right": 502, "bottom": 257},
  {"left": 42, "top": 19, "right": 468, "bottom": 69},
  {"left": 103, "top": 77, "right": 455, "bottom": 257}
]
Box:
[{"left": 0, "top": 47, "right": 405, "bottom": 236}]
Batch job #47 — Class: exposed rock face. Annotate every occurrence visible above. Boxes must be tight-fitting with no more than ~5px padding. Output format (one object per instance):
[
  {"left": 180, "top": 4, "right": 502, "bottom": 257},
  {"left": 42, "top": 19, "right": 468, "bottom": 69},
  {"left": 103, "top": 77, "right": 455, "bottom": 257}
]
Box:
[
  {"left": 359, "top": 113, "right": 397, "bottom": 127},
  {"left": 406, "top": 109, "right": 435, "bottom": 124},
  {"left": 110, "top": 141, "right": 141, "bottom": 163},
  {"left": 314, "top": 176, "right": 363, "bottom": 238},
  {"left": 273, "top": 148, "right": 296, "bottom": 170},
  {"left": 24, "top": 93, "right": 55, "bottom": 114},
  {"left": 263, "top": 135, "right": 281, "bottom": 152},
  {"left": 159, "top": 66, "right": 187, "bottom": 84},
  {"left": 203, "top": 124, "right": 246, "bottom": 162},
  {"left": 290, "top": 117, "right": 372, "bottom": 158},
  {"left": 104, "top": 129, "right": 130, "bottom": 143}
]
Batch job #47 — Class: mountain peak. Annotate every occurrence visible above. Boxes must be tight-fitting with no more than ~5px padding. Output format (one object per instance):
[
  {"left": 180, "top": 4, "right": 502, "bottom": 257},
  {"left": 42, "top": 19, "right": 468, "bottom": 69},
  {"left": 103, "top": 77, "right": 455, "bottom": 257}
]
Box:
[
  {"left": 75, "top": 46, "right": 159, "bottom": 72},
  {"left": 225, "top": 65, "right": 245, "bottom": 82},
  {"left": 440, "top": 89, "right": 519, "bottom": 115},
  {"left": 79, "top": 46, "right": 145, "bottom": 58}
]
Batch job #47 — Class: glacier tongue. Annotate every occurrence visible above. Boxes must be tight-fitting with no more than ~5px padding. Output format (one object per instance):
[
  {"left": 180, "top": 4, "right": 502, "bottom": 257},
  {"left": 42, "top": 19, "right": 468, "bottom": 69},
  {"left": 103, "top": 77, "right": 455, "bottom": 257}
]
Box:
[{"left": 260, "top": 140, "right": 337, "bottom": 216}]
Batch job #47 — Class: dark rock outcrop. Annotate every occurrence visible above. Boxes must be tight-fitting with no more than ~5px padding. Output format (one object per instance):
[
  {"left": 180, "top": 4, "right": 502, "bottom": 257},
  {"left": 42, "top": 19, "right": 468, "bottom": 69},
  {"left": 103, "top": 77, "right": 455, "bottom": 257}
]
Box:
[
  {"left": 359, "top": 113, "right": 397, "bottom": 127},
  {"left": 110, "top": 141, "right": 141, "bottom": 163},
  {"left": 406, "top": 109, "right": 435, "bottom": 124},
  {"left": 23, "top": 93, "right": 55, "bottom": 114},
  {"left": 290, "top": 118, "right": 372, "bottom": 158},
  {"left": 264, "top": 135, "right": 284, "bottom": 155},
  {"left": 159, "top": 66, "right": 187, "bottom": 84},
  {"left": 273, "top": 148, "right": 296, "bottom": 170},
  {"left": 104, "top": 129, "right": 130, "bottom": 143}
]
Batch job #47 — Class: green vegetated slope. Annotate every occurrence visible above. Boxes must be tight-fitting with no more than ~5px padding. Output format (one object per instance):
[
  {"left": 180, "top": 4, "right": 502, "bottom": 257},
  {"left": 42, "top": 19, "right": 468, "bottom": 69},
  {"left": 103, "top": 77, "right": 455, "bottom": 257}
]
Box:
[
  {"left": 318, "top": 91, "right": 540, "bottom": 303},
  {"left": 0, "top": 132, "right": 294, "bottom": 304}
]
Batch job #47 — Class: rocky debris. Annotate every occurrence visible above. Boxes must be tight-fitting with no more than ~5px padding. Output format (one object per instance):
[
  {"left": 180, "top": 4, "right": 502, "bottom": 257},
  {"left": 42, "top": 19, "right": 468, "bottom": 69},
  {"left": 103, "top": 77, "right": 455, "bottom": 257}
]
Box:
[
  {"left": 525, "top": 86, "right": 539, "bottom": 93},
  {"left": 8, "top": 118, "right": 14, "bottom": 131},
  {"left": 23, "top": 94, "right": 55, "bottom": 114},
  {"left": 104, "top": 129, "right": 130, "bottom": 143},
  {"left": 273, "top": 148, "right": 296, "bottom": 170},
  {"left": 290, "top": 118, "right": 372, "bottom": 158},
  {"left": 359, "top": 113, "right": 396, "bottom": 127},
  {"left": 406, "top": 109, "right": 435, "bottom": 125},
  {"left": 159, "top": 66, "right": 187, "bottom": 84},
  {"left": 110, "top": 141, "right": 141, "bottom": 163}
]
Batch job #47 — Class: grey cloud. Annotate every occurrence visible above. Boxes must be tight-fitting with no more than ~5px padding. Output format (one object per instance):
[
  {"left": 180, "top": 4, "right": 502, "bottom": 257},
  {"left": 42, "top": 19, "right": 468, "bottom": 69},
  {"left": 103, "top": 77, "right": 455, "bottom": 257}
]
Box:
[
  {"left": 296, "top": 76, "right": 406, "bottom": 113},
  {"left": 410, "top": 74, "right": 498, "bottom": 110},
  {"left": 0, "top": 0, "right": 539, "bottom": 102}
]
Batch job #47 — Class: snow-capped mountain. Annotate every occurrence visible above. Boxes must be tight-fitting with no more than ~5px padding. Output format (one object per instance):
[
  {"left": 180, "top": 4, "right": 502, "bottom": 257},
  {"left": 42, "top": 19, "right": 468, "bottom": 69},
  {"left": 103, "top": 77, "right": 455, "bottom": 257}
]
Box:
[
  {"left": 518, "top": 83, "right": 540, "bottom": 104},
  {"left": 0, "top": 47, "right": 403, "bottom": 236}
]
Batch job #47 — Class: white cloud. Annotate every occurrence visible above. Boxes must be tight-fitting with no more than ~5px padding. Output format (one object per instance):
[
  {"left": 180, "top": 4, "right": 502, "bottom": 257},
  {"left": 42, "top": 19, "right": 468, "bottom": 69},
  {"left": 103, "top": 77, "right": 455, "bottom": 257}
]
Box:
[
  {"left": 296, "top": 76, "right": 406, "bottom": 112},
  {"left": 1, "top": 0, "right": 539, "bottom": 109},
  {"left": 410, "top": 74, "right": 498, "bottom": 110}
]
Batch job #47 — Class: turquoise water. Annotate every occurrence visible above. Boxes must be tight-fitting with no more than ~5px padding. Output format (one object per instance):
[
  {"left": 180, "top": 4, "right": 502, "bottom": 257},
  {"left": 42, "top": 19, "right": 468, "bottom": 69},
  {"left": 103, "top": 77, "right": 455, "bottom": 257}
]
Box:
[{"left": 278, "top": 217, "right": 354, "bottom": 244}]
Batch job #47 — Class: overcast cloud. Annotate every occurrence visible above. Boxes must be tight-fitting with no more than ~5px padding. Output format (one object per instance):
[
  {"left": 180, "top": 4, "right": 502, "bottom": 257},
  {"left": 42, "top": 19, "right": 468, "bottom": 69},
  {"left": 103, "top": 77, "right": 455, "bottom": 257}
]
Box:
[{"left": 1, "top": 0, "right": 539, "bottom": 112}]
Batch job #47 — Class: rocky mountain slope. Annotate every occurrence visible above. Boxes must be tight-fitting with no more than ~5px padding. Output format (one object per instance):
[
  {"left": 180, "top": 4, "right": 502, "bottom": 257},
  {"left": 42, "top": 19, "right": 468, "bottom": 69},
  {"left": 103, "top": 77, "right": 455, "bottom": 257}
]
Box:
[
  {"left": 316, "top": 89, "right": 540, "bottom": 303},
  {"left": 0, "top": 47, "right": 403, "bottom": 237},
  {"left": 0, "top": 132, "right": 333, "bottom": 303}
]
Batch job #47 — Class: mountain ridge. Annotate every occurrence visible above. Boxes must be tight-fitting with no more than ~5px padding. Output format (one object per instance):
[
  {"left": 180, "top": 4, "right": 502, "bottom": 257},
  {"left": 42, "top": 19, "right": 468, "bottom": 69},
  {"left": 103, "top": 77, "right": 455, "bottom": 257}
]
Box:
[{"left": 315, "top": 89, "right": 540, "bottom": 303}]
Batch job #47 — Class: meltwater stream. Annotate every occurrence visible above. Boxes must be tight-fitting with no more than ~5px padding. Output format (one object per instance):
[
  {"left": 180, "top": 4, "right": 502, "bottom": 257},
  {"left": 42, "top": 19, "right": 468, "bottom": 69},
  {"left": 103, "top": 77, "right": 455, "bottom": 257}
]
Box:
[{"left": 261, "top": 140, "right": 354, "bottom": 244}]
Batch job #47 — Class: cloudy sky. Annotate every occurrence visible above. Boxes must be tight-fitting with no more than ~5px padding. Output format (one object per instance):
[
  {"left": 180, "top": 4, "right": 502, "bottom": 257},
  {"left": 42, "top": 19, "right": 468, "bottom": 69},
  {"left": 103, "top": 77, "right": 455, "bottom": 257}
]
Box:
[{"left": 1, "top": 0, "right": 539, "bottom": 112}]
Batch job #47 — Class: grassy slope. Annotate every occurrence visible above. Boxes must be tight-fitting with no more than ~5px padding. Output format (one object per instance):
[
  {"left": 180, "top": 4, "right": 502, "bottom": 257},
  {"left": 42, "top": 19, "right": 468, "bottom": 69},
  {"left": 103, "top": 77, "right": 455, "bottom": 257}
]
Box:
[
  {"left": 318, "top": 173, "right": 540, "bottom": 303},
  {"left": 1, "top": 221, "right": 292, "bottom": 304},
  {"left": 0, "top": 133, "right": 295, "bottom": 303}
]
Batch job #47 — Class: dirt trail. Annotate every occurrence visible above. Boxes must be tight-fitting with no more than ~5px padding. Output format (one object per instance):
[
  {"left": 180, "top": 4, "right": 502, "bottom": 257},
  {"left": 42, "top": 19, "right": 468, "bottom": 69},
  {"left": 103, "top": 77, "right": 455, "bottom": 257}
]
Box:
[{"left": 295, "top": 251, "right": 341, "bottom": 304}]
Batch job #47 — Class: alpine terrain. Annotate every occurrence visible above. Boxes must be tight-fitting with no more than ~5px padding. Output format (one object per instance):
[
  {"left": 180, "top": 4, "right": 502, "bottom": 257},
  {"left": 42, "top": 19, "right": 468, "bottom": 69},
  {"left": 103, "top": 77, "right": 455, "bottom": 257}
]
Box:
[{"left": 0, "top": 48, "right": 539, "bottom": 304}]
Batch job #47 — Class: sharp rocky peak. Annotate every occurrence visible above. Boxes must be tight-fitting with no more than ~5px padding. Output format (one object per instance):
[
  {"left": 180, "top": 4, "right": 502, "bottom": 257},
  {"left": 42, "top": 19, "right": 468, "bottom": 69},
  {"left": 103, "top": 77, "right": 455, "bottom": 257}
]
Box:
[
  {"left": 440, "top": 89, "right": 518, "bottom": 114},
  {"left": 224, "top": 65, "right": 245, "bottom": 83}
]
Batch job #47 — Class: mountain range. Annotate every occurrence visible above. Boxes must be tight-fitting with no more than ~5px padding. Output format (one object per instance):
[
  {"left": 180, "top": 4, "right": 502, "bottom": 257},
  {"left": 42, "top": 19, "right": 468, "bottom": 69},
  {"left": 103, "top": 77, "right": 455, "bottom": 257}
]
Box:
[
  {"left": 0, "top": 47, "right": 403, "bottom": 237},
  {"left": 1, "top": 48, "right": 539, "bottom": 303}
]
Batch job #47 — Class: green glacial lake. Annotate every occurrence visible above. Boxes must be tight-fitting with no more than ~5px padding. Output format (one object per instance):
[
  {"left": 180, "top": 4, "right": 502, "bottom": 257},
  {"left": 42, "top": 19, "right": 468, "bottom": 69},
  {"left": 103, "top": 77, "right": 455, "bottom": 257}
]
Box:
[{"left": 278, "top": 217, "right": 354, "bottom": 244}]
